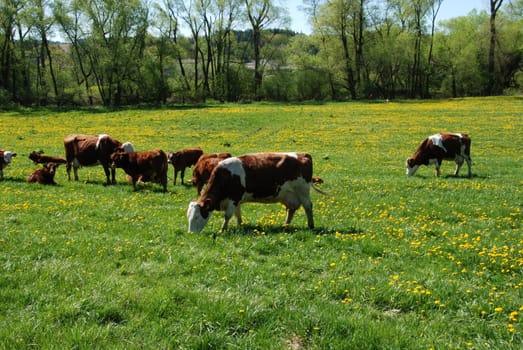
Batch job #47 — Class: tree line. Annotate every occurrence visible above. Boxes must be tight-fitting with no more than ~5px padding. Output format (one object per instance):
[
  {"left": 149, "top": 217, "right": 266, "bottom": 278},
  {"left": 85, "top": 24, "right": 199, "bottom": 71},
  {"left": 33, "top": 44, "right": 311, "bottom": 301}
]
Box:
[{"left": 1, "top": 0, "right": 522, "bottom": 106}]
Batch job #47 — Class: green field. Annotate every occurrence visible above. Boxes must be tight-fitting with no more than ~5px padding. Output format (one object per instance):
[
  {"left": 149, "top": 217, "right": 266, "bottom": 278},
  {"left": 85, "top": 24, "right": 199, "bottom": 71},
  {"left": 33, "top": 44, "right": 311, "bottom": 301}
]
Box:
[{"left": 1, "top": 97, "right": 522, "bottom": 349}]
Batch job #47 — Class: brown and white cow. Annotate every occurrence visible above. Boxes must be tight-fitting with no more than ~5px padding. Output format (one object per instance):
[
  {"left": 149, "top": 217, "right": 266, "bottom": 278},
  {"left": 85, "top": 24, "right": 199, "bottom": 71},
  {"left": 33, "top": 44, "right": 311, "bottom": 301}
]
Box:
[
  {"left": 27, "top": 162, "right": 60, "bottom": 185},
  {"left": 64, "top": 134, "right": 134, "bottom": 184},
  {"left": 187, "top": 152, "right": 324, "bottom": 233},
  {"left": 406, "top": 133, "right": 472, "bottom": 177},
  {"left": 167, "top": 147, "right": 203, "bottom": 185},
  {"left": 110, "top": 149, "right": 168, "bottom": 192},
  {"left": 0, "top": 150, "right": 17, "bottom": 180},
  {"left": 191, "top": 152, "right": 232, "bottom": 195},
  {"left": 29, "top": 151, "right": 67, "bottom": 165}
]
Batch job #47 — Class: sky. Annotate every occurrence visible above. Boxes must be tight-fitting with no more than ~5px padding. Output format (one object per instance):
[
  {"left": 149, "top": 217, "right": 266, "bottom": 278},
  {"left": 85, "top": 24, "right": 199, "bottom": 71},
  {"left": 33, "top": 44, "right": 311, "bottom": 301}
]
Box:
[{"left": 286, "top": 0, "right": 488, "bottom": 34}]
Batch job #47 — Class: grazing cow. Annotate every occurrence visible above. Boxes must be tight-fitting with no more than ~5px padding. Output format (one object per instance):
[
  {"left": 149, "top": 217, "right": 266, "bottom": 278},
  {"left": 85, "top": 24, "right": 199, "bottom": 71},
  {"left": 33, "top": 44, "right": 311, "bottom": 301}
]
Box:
[
  {"left": 406, "top": 133, "right": 472, "bottom": 177},
  {"left": 0, "top": 150, "right": 17, "bottom": 180},
  {"left": 27, "top": 162, "right": 60, "bottom": 185},
  {"left": 187, "top": 152, "right": 325, "bottom": 233},
  {"left": 191, "top": 152, "right": 232, "bottom": 195},
  {"left": 63, "top": 134, "right": 134, "bottom": 184},
  {"left": 110, "top": 149, "right": 168, "bottom": 192},
  {"left": 167, "top": 147, "right": 203, "bottom": 185},
  {"left": 29, "top": 151, "right": 67, "bottom": 165}
]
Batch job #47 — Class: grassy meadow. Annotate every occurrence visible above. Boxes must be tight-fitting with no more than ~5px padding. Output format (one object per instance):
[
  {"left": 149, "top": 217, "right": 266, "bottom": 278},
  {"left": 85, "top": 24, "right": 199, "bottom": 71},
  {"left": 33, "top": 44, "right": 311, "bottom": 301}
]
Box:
[{"left": 0, "top": 97, "right": 522, "bottom": 349}]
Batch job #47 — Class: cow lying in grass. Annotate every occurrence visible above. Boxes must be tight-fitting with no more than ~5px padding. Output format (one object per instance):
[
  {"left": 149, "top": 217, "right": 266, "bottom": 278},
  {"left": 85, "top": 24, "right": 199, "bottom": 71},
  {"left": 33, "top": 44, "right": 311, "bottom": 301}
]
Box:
[{"left": 27, "top": 163, "right": 61, "bottom": 185}]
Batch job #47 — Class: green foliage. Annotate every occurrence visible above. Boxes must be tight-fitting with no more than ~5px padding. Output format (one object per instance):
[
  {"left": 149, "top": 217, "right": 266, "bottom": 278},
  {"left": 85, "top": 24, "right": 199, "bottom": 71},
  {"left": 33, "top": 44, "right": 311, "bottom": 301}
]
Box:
[{"left": 0, "top": 97, "right": 522, "bottom": 348}]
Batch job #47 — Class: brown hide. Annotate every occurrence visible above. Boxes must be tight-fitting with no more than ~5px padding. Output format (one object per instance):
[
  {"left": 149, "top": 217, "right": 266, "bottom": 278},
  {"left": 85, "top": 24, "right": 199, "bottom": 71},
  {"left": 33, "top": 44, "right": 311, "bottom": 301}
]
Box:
[
  {"left": 167, "top": 147, "right": 203, "bottom": 185},
  {"left": 200, "top": 152, "right": 313, "bottom": 211},
  {"left": 191, "top": 152, "right": 232, "bottom": 195},
  {"left": 407, "top": 133, "right": 472, "bottom": 177},
  {"left": 408, "top": 133, "right": 470, "bottom": 166},
  {"left": 111, "top": 150, "right": 168, "bottom": 192},
  {"left": 29, "top": 151, "right": 67, "bottom": 165},
  {"left": 27, "top": 163, "right": 60, "bottom": 185},
  {"left": 63, "top": 134, "right": 127, "bottom": 184}
]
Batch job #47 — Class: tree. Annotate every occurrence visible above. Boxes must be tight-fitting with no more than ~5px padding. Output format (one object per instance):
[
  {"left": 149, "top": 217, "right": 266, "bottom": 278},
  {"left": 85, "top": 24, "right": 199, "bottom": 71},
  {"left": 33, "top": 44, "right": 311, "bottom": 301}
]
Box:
[
  {"left": 243, "top": 0, "right": 288, "bottom": 100},
  {"left": 487, "top": 0, "right": 505, "bottom": 94},
  {"left": 83, "top": 0, "right": 150, "bottom": 105},
  {"left": 435, "top": 12, "right": 488, "bottom": 97}
]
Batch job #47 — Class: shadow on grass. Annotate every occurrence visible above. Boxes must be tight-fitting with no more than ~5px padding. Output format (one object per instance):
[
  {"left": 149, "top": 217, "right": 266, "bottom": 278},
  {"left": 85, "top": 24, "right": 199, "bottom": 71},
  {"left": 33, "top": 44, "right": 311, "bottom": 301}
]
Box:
[
  {"left": 0, "top": 176, "right": 28, "bottom": 184},
  {"left": 212, "top": 223, "right": 364, "bottom": 239},
  {"left": 411, "top": 173, "right": 487, "bottom": 180}
]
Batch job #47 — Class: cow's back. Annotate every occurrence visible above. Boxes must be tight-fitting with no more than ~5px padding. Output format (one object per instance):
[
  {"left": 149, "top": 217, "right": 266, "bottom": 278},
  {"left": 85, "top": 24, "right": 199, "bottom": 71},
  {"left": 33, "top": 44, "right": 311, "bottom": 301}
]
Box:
[
  {"left": 64, "top": 134, "right": 97, "bottom": 163},
  {"left": 235, "top": 153, "right": 313, "bottom": 199}
]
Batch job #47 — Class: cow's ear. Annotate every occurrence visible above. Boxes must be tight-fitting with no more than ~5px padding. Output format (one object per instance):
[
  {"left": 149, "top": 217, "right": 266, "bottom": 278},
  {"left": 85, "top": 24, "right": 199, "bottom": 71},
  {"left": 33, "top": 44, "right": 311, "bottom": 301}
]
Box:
[{"left": 12, "top": 153, "right": 17, "bottom": 157}]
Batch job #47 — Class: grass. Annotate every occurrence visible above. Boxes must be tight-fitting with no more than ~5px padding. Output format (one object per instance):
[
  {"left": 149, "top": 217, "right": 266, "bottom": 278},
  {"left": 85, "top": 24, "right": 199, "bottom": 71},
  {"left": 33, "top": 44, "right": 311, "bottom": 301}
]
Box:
[{"left": 0, "top": 97, "right": 522, "bottom": 349}]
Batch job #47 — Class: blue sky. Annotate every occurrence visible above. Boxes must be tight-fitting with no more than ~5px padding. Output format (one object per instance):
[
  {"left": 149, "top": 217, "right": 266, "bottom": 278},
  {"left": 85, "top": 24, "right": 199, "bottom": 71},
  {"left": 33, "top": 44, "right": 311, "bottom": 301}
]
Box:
[{"left": 286, "top": 0, "right": 487, "bottom": 34}]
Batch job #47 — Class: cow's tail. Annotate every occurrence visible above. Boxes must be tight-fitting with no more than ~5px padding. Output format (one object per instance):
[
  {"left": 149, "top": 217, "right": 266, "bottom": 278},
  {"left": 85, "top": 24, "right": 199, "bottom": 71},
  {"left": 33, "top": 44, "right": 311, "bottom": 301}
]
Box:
[{"left": 311, "top": 177, "right": 329, "bottom": 196}]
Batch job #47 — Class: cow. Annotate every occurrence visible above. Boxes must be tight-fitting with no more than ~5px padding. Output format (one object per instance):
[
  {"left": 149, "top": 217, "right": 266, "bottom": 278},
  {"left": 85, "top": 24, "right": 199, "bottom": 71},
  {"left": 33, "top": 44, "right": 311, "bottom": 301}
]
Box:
[
  {"left": 187, "top": 152, "right": 325, "bottom": 233},
  {"left": 0, "top": 150, "right": 17, "bottom": 180},
  {"left": 29, "top": 151, "right": 67, "bottom": 165},
  {"left": 191, "top": 152, "right": 232, "bottom": 195},
  {"left": 110, "top": 149, "right": 168, "bottom": 192},
  {"left": 406, "top": 133, "right": 472, "bottom": 177},
  {"left": 27, "top": 162, "right": 60, "bottom": 185},
  {"left": 167, "top": 147, "right": 203, "bottom": 185},
  {"left": 64, "top": 134, "right": 134, "bottom": 184}
]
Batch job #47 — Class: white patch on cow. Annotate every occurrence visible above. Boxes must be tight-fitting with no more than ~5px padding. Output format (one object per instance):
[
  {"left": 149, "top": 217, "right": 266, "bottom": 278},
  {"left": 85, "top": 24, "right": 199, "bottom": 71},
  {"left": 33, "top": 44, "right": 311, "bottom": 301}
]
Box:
[
  {"left": 3, "top": 151, "right": 14, "bottom": 164},
  {"left": 428, "top": 133, "right": 447, "bottom": 153},
  {"left": 406, "top": 162, "right": 419, "bottom": 176},
  {"left": 121, "top": 142, "right": 134, "bottom": 152},
  {"left": 285, "top": 152, "right": 298, "bottom": 159},
  {"left": 187, "top": 201, "right": 211, "bottom": 233},
  {"left": 95, "top": 134, "right": 110, "bottom": 150},
  {"left": 219, "top": 157, "right": 246, "bottom": 187}
]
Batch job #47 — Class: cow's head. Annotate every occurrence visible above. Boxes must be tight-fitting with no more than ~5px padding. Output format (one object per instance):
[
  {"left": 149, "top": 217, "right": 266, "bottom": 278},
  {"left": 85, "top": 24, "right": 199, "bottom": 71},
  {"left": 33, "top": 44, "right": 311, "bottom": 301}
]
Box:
[
  {"left": 187, "top": 200, "right": 212, "bottom": 233},
  {"left": 28, "top": 151, "right": 42, "bottom": 163},
  {"left": 167, "top": 151, "right": 174, "bottom": 164},
  {"left": 167, "top": 151, "right": 181, "bottom": 165},
  {"left": 406, "top": 158, "right": 419, "bottom": 176},
  {"left": 110, "top": 152, "right": 128, "bottom": 169},
  {"left": 2, "top": 151, "right": 17, "bottom": 164},
  {"left": 45, "top": 162, "right": 60, "bottom": 174}
]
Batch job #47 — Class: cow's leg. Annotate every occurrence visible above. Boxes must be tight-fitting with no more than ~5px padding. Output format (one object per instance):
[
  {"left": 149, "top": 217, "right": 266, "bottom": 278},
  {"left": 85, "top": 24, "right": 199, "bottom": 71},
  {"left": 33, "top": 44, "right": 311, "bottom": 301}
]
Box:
[
  {"left": 235, "top": 205, "right": 243, "bottom": 226},
  {"left": 220, "top": 202, "right": 237, "bottom": 231},
  {"left": 173, "top": 170, "right": 178, "bottom": 186},
  {"left": 302, "top": 199, "right": 314, "bottom": 229},
  {"left": 435, "top": 160, "right": 442, "bottom": 177},
  {"left": 73, "top": 165, "right": 79, "bottom": 181},
  {"left": 66, "top": 163, "right": 71, "bottom": 181},
  {"left": 180, "top": 168, "right": 185, "bottom": 184},
  {"left": 465, "top": 155, "right": 472, "bottom": 177},
  {"left": 284, "top": 208, "right": 296, "bottom": 225},
  {"left": 111, "top": 167, "right": 117, "bottom": 184},
  {"left": 102, "top": 165, "right": 111, "bottom": 184},
  {"left": 454, "top": 157, "right": 464, "bottom": 176},
  {"left": 160, "top": 172, "right": 168, "bottom": 192}
]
